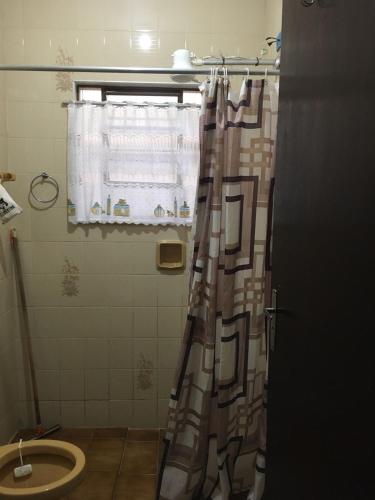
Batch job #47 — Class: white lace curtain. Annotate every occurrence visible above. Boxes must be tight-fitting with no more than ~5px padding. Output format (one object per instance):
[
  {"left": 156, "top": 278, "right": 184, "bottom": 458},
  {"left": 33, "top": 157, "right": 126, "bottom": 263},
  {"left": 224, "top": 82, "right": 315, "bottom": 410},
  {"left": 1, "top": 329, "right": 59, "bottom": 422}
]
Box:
[{"left": 67, "top": 102, "right": 200, "bottom": 225}]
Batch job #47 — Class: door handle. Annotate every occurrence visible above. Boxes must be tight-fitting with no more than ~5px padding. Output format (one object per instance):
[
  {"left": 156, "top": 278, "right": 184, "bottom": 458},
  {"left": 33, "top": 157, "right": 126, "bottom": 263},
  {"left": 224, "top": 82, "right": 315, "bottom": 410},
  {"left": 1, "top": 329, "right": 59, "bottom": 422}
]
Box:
[
  {"left": 264, "top": 289, "right": 278, "bottom": 352},
  {"left": 301, "top": 0, "right": 316, "bottom": 6},
  {"left": 264, "top": 307, "right": 276, "bottom": 316}
]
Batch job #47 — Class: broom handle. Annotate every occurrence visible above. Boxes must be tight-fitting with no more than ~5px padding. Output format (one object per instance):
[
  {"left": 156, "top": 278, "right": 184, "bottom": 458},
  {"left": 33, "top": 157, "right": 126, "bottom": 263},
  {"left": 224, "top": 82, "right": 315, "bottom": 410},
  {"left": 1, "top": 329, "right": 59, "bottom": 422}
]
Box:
[{"left": 10, "top": 229, "right": 42, "bottom": 427}]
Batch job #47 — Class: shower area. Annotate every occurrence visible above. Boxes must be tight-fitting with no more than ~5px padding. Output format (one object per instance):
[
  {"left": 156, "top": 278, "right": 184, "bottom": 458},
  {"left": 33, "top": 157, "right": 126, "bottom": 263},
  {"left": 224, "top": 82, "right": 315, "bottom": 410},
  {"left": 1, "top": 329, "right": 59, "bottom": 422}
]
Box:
[{"left": 0, "top": 1, "right": 282, "bottom": 499}]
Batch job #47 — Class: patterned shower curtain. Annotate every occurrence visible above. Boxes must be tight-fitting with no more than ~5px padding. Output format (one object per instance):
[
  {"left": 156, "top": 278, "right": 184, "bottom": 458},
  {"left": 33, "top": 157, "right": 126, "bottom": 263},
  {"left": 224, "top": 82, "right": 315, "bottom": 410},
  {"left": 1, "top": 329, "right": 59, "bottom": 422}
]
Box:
[{"left": 157, "top": 77, "right": 278, "bottom": 500}]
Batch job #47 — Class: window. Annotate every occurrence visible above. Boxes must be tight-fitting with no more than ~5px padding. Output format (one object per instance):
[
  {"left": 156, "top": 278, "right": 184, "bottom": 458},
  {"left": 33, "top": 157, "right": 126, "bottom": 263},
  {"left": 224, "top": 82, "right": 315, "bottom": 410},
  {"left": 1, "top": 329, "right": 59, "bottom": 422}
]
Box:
[
  {"left": 67, "top": 83, "right": 201, "bottom": 225},
  {"left": 76, "top": 83, "right": 201, "bottom": 186}
]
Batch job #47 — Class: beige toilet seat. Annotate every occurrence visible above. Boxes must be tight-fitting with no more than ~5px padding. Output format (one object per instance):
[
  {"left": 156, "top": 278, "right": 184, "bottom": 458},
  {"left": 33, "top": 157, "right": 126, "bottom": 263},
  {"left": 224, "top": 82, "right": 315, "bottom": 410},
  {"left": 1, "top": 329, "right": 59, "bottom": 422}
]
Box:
[{"left": 0, "top": 439, "right": 86, "bottom": 499}]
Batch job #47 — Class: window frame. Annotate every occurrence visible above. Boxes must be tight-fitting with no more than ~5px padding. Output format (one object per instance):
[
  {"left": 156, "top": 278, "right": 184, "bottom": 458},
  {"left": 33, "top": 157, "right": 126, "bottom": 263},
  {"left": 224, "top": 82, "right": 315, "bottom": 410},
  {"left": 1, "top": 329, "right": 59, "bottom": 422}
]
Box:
[{"left": 75, "top": 81, "right": 200, "bottom": 104}]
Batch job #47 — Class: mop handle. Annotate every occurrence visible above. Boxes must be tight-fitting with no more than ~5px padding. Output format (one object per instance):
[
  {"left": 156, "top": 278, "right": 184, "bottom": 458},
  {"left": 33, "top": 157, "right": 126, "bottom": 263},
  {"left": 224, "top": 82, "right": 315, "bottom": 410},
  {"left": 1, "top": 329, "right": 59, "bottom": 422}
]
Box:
[{"left": 10, "top": 228, "right": 42, "bottom": 427}]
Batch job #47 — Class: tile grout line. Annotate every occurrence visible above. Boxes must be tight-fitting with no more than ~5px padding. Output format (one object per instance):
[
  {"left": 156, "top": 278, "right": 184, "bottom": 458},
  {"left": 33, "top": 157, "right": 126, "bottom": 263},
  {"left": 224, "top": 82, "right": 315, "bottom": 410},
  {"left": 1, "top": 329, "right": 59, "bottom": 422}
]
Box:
[{"left": 111, "top": 430, "right": 128, "bottom": 500}]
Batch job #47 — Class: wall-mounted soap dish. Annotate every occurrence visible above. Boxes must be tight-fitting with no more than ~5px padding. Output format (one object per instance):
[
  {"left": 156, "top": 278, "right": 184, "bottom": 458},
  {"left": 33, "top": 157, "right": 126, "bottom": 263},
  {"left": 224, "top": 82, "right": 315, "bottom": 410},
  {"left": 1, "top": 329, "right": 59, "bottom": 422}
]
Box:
[{"left": 157, "top": 241, "right": 186, "bottom": 270}]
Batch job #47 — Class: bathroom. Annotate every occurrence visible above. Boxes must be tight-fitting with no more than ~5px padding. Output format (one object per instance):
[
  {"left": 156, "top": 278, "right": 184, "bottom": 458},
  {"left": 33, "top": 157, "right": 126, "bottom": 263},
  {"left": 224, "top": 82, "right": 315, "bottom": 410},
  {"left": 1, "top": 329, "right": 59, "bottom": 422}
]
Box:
[{"left": 0, "top": 1, "right": 373, "bottom": 499}]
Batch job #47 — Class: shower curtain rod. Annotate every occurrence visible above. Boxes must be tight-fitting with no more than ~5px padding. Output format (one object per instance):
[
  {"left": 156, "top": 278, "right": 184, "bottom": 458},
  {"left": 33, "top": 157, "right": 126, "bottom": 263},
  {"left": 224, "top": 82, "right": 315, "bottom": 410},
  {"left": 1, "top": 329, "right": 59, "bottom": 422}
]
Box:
[
  {"left": 0, "top": 65, "right": 280, "bottom": 76},
  {"left": 194, "top": 57, "right": 276, "bottom": 66}
]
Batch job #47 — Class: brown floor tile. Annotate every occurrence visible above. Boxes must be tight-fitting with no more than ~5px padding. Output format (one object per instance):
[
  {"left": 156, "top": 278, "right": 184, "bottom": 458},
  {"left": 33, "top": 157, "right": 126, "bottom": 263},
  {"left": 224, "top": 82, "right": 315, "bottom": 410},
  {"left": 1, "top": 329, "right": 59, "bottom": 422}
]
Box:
[
  {"left": 114, "top": 474, "right": 156, "bottom": 500},
  {"left": 158, "top": 439, "right": 166, "bottom": 470},
  {"left": 121, "top": 441, "right": 158, "bottom": 475},
  {"left": 158, "top": 430, "right": 169, "bottom": 473},
  {"left": 86, "top": 448, "right": 123, "bottom": 471},
  {"left": 67, "top": 471, "right": 117, "bottom": 500},
  {"left": 53, "top": 428, "right": 94, "bottom": 439},
  {"left": 93, "top": 427, "right": 127, "bottom": 438},
  {"left": 63, "top": 437, "right": 92, "bottom": 453},
  {"left": 13, "top": 428, "right": 94, "bottom": 443},
  {"left": 90, "top": 438, "right": 125, "bottom": 451},
  {"left": 127, "top": 428, "right": 159, "bottom": 441},
  {"left": 13, "top": 429, "right": 39, "bottom": 441}
]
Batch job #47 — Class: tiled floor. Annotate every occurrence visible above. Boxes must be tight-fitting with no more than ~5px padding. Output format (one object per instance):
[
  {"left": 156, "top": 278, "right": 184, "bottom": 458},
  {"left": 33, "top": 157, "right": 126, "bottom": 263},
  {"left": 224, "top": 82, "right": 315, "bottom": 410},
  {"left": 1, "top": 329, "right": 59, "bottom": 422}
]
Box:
[
  {"left": 15, "top": 427, "right": 161, "bottom": 500},
  {"left": 13, "top": 427, "right": 251, "bottom": 499}
]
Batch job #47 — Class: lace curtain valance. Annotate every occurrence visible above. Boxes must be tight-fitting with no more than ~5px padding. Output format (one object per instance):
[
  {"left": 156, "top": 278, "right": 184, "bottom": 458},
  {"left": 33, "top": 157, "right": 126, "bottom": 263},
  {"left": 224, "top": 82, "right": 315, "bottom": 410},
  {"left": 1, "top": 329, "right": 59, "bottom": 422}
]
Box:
[{"left": 67, "top": 102, "right": 200, "bottom": 225}]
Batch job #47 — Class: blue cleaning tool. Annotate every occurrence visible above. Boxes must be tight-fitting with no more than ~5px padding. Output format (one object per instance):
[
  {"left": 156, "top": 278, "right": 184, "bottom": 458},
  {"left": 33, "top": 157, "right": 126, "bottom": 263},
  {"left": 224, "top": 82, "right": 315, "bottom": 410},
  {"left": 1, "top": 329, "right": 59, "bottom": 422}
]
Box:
[
  {"left": 266, "top": 33, "right": 282, "bottom": 52},
  {"left": 276, "top": 32, "right": 282, "bottom": 52}
]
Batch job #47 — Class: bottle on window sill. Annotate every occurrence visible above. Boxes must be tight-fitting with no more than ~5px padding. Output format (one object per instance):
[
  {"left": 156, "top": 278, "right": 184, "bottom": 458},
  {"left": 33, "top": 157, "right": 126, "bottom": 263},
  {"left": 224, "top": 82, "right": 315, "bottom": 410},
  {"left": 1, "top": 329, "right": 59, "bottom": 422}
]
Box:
[
  {"left": 180, "top": 201, "right": 190, "bottom": 218},
  {"left": 154, "top": 204, "right": 165, "bottom": 217}
]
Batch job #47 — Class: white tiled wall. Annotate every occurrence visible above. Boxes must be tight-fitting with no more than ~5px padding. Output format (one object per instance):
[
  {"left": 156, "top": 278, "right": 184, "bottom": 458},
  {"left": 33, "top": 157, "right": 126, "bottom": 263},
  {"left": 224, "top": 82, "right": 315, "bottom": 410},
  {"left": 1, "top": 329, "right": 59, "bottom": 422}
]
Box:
[
  {"left": 0, "top": 0, "right": 282, "bottom": 435},
  {"left": 0, "top": 21, "right": 19, "bottom": 444},
  {"left": 266, "top": 0, "right": 283, "bottom": 46},
  {"left": 0, "top": 231, "right": 19, "bottom": 443}
]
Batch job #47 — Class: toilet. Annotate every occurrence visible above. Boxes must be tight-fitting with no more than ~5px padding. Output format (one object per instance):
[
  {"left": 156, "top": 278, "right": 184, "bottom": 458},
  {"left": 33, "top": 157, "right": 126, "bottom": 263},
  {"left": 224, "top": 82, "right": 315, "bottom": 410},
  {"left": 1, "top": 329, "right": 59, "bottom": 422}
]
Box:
[{"left": 0, "top": 439, "right": 85, "bottom": 499}]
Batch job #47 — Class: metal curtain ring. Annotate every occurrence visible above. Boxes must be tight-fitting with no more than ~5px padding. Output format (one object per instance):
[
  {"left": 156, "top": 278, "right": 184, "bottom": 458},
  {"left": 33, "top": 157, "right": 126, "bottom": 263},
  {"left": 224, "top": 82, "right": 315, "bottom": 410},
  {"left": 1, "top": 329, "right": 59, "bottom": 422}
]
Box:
[
  {"left": 301, "top": 0, "right": 316, "bottom": 6},
  {"left": 30, "top": 172, "right": 59, "bottom": 204}
]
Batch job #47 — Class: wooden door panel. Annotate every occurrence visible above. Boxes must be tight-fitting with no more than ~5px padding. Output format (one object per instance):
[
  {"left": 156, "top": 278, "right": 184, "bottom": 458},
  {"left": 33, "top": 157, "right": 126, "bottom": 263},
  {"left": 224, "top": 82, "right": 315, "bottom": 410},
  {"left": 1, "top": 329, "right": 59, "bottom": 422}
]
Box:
[{"left": 265, "top": 1, "right": 375, "bottom": 499}]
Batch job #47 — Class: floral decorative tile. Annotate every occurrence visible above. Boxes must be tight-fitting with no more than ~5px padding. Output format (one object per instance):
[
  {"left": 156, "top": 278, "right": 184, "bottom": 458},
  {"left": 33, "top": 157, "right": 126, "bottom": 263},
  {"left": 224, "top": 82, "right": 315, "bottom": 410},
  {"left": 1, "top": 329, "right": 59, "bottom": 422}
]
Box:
[
  {"left": 136, "top": 354, "right": 154, "bottom": 391},
  {"left": 62, "top": 257, "right": 80, "bottom": 296},
  {"left": 56, "top": 47, "right": 74, "bottom": 93}
]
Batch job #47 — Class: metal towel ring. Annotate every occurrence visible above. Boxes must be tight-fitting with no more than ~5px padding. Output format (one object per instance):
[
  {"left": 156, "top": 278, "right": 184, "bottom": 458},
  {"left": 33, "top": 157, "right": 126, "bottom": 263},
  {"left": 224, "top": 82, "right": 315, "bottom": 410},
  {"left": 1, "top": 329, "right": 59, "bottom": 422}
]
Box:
[{"left": 30, "top": 172, "right": 59, "bottom": 204}]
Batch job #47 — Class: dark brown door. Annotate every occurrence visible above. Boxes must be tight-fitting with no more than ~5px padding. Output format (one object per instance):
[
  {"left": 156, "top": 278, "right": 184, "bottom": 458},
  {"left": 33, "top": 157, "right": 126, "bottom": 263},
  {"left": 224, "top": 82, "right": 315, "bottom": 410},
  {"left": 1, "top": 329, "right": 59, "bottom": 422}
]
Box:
[{"left": 265, "top": 1, "right": 375, "bottom": 499}]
